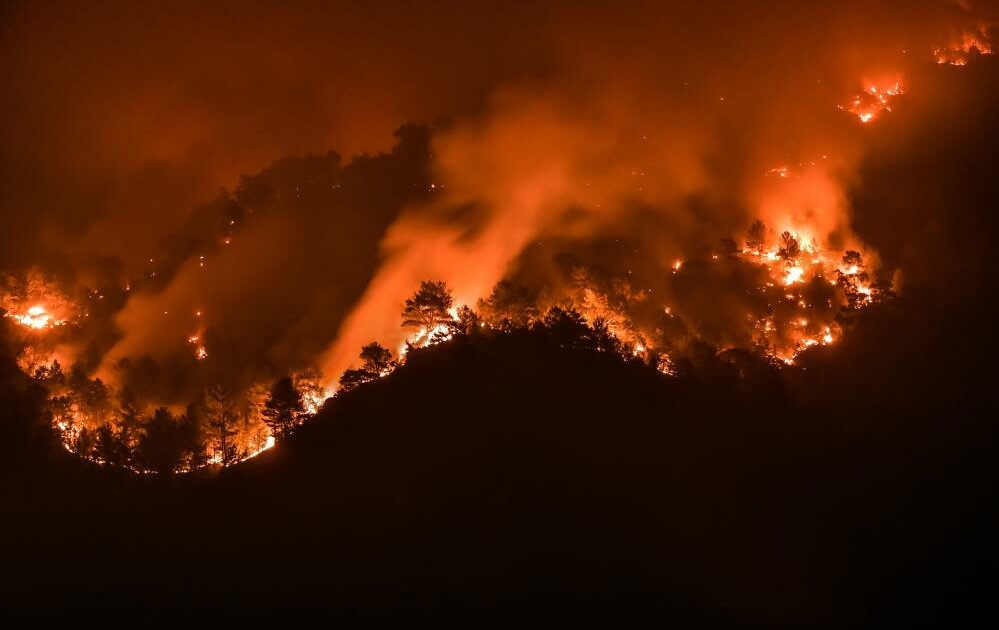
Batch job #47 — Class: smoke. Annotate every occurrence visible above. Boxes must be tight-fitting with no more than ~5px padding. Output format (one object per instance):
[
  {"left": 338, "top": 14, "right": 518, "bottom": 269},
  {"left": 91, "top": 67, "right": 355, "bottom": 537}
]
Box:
[
  {"left": 320, "top": 0, "right": 987, "bottom": 376},
  {"left": 2, "top": 0, "right": 996, "bottom": 399}
]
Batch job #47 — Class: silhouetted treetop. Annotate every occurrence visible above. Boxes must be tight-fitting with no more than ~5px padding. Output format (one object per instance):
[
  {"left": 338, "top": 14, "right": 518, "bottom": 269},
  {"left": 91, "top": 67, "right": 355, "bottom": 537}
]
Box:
[
  {"left": 402, "top": 280, "right": 454, "bottom": 330},
  {"left": 262, "top": 377, "right": 305, "bottom": 439},
  {"left": 777, "top": 231, "right": 801, "bottom": 262}
]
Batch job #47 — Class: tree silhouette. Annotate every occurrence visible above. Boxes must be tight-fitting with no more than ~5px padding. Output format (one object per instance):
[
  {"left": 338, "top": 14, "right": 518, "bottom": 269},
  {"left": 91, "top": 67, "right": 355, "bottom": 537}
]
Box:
[
  {"left": 359, "top": 342, "right": 393, "bottom": 374},
  {"left": 480, "top": 281, "right": 538, "bottom": 329},
  {"left": 177, "top": 410, "right": 208, "bottom": 470},
  {"left": 842, "top": 250, "right": 863, "bottom": 269},
  {"left": 206, "top": 386, "right": 239, "bottom": 466},
  {"left": 539, "top": 305, "right": 592, "bottom": 350},
  {"left": 94, "top": 423, "right": 132, "bottom": 468},
  {"left": 452, "top": 304, "right": 481, "bottom": 335},
  {"left": 777, "top": 231, "right": 801, "bottom": 261},
  {"left": 402, "top": 280, "right": 454, "bottom": 331},
  {"left": 746, "top": 220, "right": 766, "bottom": 255},
  {"left": 718, "top": 237, "right": 740, "bottom": 257},
  {"left": 338, "top": 342, "right": 395, "bottom": 393},
  {"left": 262, "top": 376, "right": 304, "bottom": 438},
  {"left": 137, "top": 408, "right": 186, "bottom": 474},
  {"left": 590, "top": 318, "right": 622, "bottom": 354}
]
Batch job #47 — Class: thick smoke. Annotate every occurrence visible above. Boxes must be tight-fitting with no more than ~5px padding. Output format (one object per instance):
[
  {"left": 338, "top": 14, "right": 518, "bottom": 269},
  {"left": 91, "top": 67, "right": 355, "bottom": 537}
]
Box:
[
  {"left": 1, "top": 0, "right": 995, "bottom": 400},
  {"left": 321, "top": 0, "right": 994, "bottom": 375}
]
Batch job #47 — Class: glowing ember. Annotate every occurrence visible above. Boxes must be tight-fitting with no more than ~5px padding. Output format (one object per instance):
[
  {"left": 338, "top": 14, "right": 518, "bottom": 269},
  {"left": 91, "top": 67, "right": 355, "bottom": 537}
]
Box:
[{"left": 187, "top": 335, "right": 208, "bottom": 360}]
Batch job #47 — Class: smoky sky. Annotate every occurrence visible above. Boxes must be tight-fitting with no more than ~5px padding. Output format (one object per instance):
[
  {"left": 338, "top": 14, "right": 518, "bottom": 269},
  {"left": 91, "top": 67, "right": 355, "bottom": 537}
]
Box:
[
  {"left": 0, "top": 0, "right": 984, "bottom": 266},
  {"left": 1, "top": 0, "right": 996, "bottom": 394}
]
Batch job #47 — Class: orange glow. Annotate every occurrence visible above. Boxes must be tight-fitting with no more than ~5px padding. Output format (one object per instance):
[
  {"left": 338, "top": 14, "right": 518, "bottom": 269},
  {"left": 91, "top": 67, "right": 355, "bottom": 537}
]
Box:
[
  {"left": 187, "top": 335, "right": 208, "bottom": 360},
  {"left": 935, "top": 25, "right": 994, "bottom": 66},
  {"left": 242, "top": 435, "right": 276, "bottom": 461},
  {"left": 840, "top": 81, "right": 903, "bottom": 124},
  {"left": 783, "top": 266, "right": 804, "bottom": 286}
]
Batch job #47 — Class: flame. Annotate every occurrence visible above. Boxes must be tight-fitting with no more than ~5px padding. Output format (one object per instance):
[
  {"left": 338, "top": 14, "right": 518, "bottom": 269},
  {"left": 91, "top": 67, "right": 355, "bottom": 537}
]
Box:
[
  {"left": 243, "top": 435, "right": 276, "bottom": 461},
  {"left": 5, "top": 304, "right": 68, "bottom": 331},
  {"left": 783, "top": 266, "right": 804, "bottom": 286},
  {"left": 840, "top": 80, "right": 903, "bottom": 124},
  {"left": 935, "top": 24, "right": 994, "bottom": 66},
  {"left": 187, "top": 335, "right": 208, "bottom": 360}
]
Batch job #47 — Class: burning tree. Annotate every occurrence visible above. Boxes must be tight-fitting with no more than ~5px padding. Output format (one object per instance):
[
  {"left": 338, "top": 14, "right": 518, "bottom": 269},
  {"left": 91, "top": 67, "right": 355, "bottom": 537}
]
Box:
[
  {"left": 538, "top": 305, "right": 592, "bottom": 350},
  {"left": 338, "top": 342, "right": 395, "bottom": 392},
  {"left": 450, "top": 304, "right": 481, "bottom": 335},
  {"left": 93, "top": 423, "right": 131, "bottom": 468},
  {"left": 206, "top": 386, "right": 239, "bottom": 466},
  {"left": 777, "top": 231, "right": 801, "bottom": 262},
  {"left": 402, "top": 280, "right": 454, "bottom": 332},
  {"left": 479, "top": 281, "right": 539, "bottom": 329},
  {"left": 262, "top": 376, "right": 305, "bottom": 438}
]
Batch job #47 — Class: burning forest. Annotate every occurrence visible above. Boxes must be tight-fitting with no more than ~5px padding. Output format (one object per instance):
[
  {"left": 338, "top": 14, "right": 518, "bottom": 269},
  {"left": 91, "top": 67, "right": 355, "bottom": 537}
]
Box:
[
  {"left": 2, "top": 0, "right": 998, "bottom": 619},
  {"left": 0, "top": 0, "right": 993, "bottom": 473}
]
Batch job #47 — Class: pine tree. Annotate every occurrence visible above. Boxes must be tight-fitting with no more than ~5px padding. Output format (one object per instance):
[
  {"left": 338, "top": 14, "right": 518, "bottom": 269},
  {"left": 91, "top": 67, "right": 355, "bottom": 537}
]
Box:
[
  {"left": 206, "top": 386, "right": 239, "bottom": 466},
  {"left": 401, "top": 280, "right": 454, "bottom": 331},
  {"left": 262, "top": 376, "right": 304, "bottom": 438}
]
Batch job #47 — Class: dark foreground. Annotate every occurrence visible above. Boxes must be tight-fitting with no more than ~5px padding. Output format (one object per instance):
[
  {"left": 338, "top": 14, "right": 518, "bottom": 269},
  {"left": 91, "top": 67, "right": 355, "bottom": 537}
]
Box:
[{"left": 2, "top": 303, "right": 996, "bottom": 622}]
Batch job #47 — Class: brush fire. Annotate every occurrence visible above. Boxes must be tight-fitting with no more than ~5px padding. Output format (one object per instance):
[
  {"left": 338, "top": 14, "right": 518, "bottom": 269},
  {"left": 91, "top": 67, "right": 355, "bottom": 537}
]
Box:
[{"left": 0, "top": 5, "right": 992, "bottom": 475}]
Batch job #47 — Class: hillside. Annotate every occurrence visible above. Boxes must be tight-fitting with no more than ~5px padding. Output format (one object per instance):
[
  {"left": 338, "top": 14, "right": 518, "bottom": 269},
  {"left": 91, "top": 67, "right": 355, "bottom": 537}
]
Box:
[{"left": 3, "top": 306, "right": 994, "bottom": 621}]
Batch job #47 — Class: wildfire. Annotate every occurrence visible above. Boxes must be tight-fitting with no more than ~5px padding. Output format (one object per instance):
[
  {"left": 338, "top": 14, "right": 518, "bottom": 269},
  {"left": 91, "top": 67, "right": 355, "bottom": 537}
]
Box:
[
  {"left": 243, "top": 435, "right": 276, "bottom": 461},
  {"left": 840, "top": 81, "right": 903, "bottom": 124},
  {"left": 935, "top": 25, "right": 994, "bottom": 66},
  {"left": 783, "top": 266, "right": 805, "bottom": 286},
  {"left": 398, "top": 323, "right": 454, "bottom": 357},
  {"left": 187, "top": 335, "right": 208, "bottom": 360},
  {"left": 9, "top": 305, "right": 65, "bottom": 330}
]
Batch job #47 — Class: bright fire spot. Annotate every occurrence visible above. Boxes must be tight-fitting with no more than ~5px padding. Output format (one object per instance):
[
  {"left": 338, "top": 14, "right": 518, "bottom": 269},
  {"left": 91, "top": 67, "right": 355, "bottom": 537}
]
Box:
[
  {"left": 187, "top": 335, "right": 207, "bottom": 360},
  {"left": 840, "top": 81, "right": 903, "bottom": 124},
  {"left": 935, "top": 25, "right": 994, "bottom": 65},
  {"left": 302, "top": 388, "right": 333, "bottom": 415},
  {"left": 243, "top": 435, "right": 276, "bottom": 461},
  {"left": 672, "top": 259, "right": 683, "bottom": 272},
  {"left": 767, "top": 166, "right": 790, "bottom": 179},
  {"left": 784, "top": 266, "right": 805, "bottom": 285},
  {"left": 8, "top": 305, "right": 65, "bottom": 330}
]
